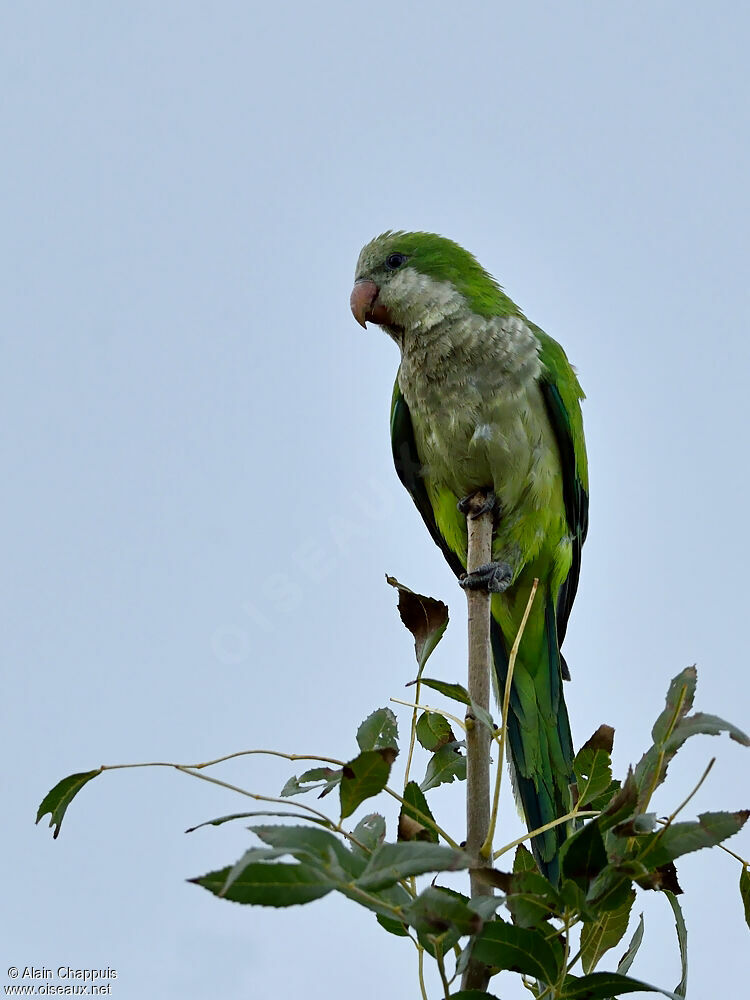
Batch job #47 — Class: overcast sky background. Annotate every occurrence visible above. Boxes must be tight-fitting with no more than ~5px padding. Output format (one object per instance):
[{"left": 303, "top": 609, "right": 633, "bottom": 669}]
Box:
[{"left": 3, "top": 3, "right": 749, "bottom": 998}]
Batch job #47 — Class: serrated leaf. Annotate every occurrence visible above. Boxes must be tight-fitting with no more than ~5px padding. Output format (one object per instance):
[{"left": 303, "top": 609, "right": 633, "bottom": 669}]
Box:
[
  {"left": 561, "top": 819, "right": 608, "bottom": 883},
  {"left": 740, "top": 865, "right": 750, "bottom": 931},
  {"left": 190, "top": 861, "right": 333, "bottom": 906},
  {"left": 350, "top": 813, "right": 386, "bottom": 859},
  {"left": 250, "top": 824, "right": 364, "bottom": 877},
  {"left": 580, "top": 886, "right": 635, "bottom": 974},
  {"left": 280, "top": 767, "right": 342, "bottom": 798},
  {"left": 513, "top": 843, "right": 537, "bottom": 873},
  {"left": 665, "top": 891, "right": 687, "bottom": 997},
  {"left": 356, "top": 841, "right": 470, "bottom": 891},
  {"left": 638, "top": 810, "right": 749, "bottom": 867},
  {"left": 357, "top": 707, "right": 399, "bottom": 753},
  {"left": 560, "top": 971, "right": 681, "bottom": 999},
  {"left": 472, "top": 918, "right": 564, "bottom": 984},
  {"left": 399, "top": 780, "right": 439, "bottom": 842},
  {"left": 339, "top": 749, "right": 394, "bottom": 819},
  {"left": 586, "top": 862, "right": 641, "bottom": 912},
  {"left": 420, "top": 741, "right": 467, "bottom": 792},
  {"left": 669, "top": 711, "right": 749, "bottom": 748},
  {"left": 36, "top": 769, "right": 102, "bottom": 839},
  {"left": 506, "top": 870, "right": 560, "bottom": 928},
  {"left": 651, "top": 668, "right": 697, "bottom": 744},
  {"left": 386, "top": 575, "right": 449, "bottom": 670},
  {"left": 633, "top": 667, "right": 748, "bottom": 810},
  {"left": 418, "top": 677, "right": 471, "bottom": 705},
  {"left": 615, "top": 912, "right": 644, "bottom": 976},
  {"left": 574, "top": 727, "right": 614, "bottom": 808},
  {"left": 416, "top": 711, "right": 455, "bottom": 751}
]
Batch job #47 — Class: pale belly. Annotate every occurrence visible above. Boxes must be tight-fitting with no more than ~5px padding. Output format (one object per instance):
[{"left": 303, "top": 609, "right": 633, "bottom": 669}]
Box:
[{"left": 408, "top": 378, "right": 560, "bottom": 517}]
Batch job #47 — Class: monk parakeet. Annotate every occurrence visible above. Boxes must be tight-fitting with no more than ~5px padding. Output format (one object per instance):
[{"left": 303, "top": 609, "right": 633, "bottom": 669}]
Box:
[{"left": 350, "top": 232, "right": 588, "bottom": 882}]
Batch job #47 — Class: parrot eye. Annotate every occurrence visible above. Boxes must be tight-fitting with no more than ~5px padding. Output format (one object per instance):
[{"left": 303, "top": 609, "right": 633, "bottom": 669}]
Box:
[{"left": 385, "top": 252, "right": 407, "bottom": 270}]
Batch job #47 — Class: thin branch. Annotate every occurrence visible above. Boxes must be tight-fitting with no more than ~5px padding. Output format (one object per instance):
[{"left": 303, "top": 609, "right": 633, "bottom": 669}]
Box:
[
  {"left": 461, "top": 497, "right": 494, "bottom": 993},
  {"left": 403, "top": 680, "right": 422, "bottom": 790},
  {"left": 482, "top": 579, "right": 539, "bottom": 858},
  {"left": 493, "top": 809, "right": 599, "bottom": 860},
  {"left": 389, "top": 697, "right": 467, "bottom": 733},
  {"left": 101, "top": 748, "right": 345, "bottom": 771},
  {"left": 417, "top": 946, "right": 428, "bottom": 1000}
]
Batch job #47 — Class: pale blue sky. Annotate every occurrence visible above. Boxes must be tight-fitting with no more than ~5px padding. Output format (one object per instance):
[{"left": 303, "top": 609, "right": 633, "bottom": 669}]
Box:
[{"left": 3, "top": 3, "right": 749, "bottom": 997}]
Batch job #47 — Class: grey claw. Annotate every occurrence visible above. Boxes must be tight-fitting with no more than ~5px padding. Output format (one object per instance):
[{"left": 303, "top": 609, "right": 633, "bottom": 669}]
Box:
[
  {"left": 459, "top": 561, "right": 513, "bottom": 593},
  {"left": 457, "top": 489, "right": 497, "bottom": 519}
]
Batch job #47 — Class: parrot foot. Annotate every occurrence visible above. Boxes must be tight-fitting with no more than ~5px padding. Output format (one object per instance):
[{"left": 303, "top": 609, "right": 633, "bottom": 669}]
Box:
[
  {"left": 457, "top": 489, "right": 498, "bottom": 519},
  {"left": 459, "top": 561, "right": 513, "bottom": 594}
]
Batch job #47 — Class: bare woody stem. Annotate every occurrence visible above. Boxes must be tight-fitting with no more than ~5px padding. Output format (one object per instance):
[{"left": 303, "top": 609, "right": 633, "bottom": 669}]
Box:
[{"left": 461, "top": 495, "right": 494, "bottom": 992}]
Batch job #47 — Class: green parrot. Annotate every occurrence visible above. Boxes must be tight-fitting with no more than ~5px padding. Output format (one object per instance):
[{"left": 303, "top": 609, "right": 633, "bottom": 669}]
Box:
[{"left": 350, "top": 231, "right": 588, "bottom": 882}]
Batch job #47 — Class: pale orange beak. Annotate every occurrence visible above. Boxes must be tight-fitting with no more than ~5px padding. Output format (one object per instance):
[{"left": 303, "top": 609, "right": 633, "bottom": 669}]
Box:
[{"left": 350, "top": 279, "right": 379, "bottom": 328}]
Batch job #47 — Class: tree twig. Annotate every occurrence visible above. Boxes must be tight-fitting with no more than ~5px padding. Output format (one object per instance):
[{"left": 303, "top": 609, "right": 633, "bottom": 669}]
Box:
[
  {"left": 461, "top": 495, "right": 494, "bottom": 991},
  {"left": 482, "top": 579, "right": 539, "bottom": 858}
]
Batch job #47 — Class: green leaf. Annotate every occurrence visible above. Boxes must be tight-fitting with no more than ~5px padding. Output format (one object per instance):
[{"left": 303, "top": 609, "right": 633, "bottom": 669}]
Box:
[
  {"left": 615, "top": 912, "right": 644, "bottom": 977},
  {"left": 740, "top": 865, "right": 750, "bottom": 931},
  {"left": 36, "top": 769, "right": 102, "bottom": 838},
  {"left": 651, "top": 667, "right": 697, "bottom": 744},
  {"left": 280, "top": 767, "right": 342, "bottom": 798},
  {"left": 356, "top": 841, "right": 470, "bottom": 891},
  {"left": 250, "top": 824, "right": 364, "bottom": 877},
  {"left": 559, "top": 971, "right": 681, "bottom": 999},
  {"left": 668, "top": 711, "right": 749, "bottom": 748},
  {"left": 376, "top": 913, "right": 409, "bottom": 937},
  {"left": 190, "top": 861, "right": 333, "bottom": 906},
  {"left": 665, "top": 891, "right": 687, "bottom": 997},
  {"left": 574, "top": 726, "right": 615, "bottom": 809},
  {"left": 399, "top": 780, "right": 439, "bottom": 842},
  {"left": 339, "top": 749, "right": 395, "bottom": 819},
  {"left": 386, "top": 575, "right": 449, "bottom": 671},
  {"left": 598, "top": 769, "right": 638, "bottom": 832},
  {"left": 416, "top": 710, "right": 455, "bottom": 752},
  {"left": 420, "top": 741, "right": 467, "bottom": 792},
  {"left": 339, "top": 878, "right": 412, "bottom": 922},
  {"left": 633, "top": 667, "right": 748, "bottom": 809},
  {"left": 513, "top": 843, "right": 537, "bottom": 873},
  {"left": 561, "top": 819, "right": 608, "bottom": 883},
  {"left": 580, "top": 886, "right": 635, "bottom": 974},
  {"left": 186, "top": 810, "right": 336, "bottom": 833},
  {"left": 506, "top": 871, "right": 560, "bottom": 928},
  {"left": 418, "top": 677, "right": 471, "bottom": 705},
  {"left": 472, "top": 918, "right": 564, "bottom": 984},
  {"left": 350, "top": 813, "right": 386, "bottom": 859},
  {"left": 404, "top": 885, "right": 481, "bottom": 938},
  {"left": 586, "top": 862, "right": 642, "bottom": 912},
  {"left": 357, "top": 707, "right": 399, "bottom": 753},
  {"left": 638, "top": 810, "right": 749, "bottom": 867},
  {"left": 469, "top": 697, "right": 496, "bottom": 734}
]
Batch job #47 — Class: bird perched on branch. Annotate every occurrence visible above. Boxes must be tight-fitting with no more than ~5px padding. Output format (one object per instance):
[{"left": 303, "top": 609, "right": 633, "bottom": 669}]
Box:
[{"left": 350, "top": 231, "right": 588, "bottom": 882}]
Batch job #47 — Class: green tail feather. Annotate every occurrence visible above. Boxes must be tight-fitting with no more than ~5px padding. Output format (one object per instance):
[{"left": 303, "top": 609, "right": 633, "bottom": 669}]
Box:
[{"left": 490, "top": 592, "right": 574, "bottom": 884}]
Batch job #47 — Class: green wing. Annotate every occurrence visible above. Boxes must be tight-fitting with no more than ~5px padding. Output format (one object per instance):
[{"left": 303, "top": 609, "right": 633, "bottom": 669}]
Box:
[
  {"left": 390, "top": 380, "right": 465, "bottom": 579},
  {"left": 535, "top": 330, "right": 589, "bottom": 649}
]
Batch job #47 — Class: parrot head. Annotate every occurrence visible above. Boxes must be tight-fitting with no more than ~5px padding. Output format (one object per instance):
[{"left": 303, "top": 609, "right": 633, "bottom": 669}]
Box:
[{"left": 350, "top": 231, "right": 517, "bottom": 337}]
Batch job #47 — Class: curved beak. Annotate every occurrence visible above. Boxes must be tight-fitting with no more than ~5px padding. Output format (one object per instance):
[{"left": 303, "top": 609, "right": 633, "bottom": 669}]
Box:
[{"left": 350, "top": 279, "right": 379, "bottom": 328}]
